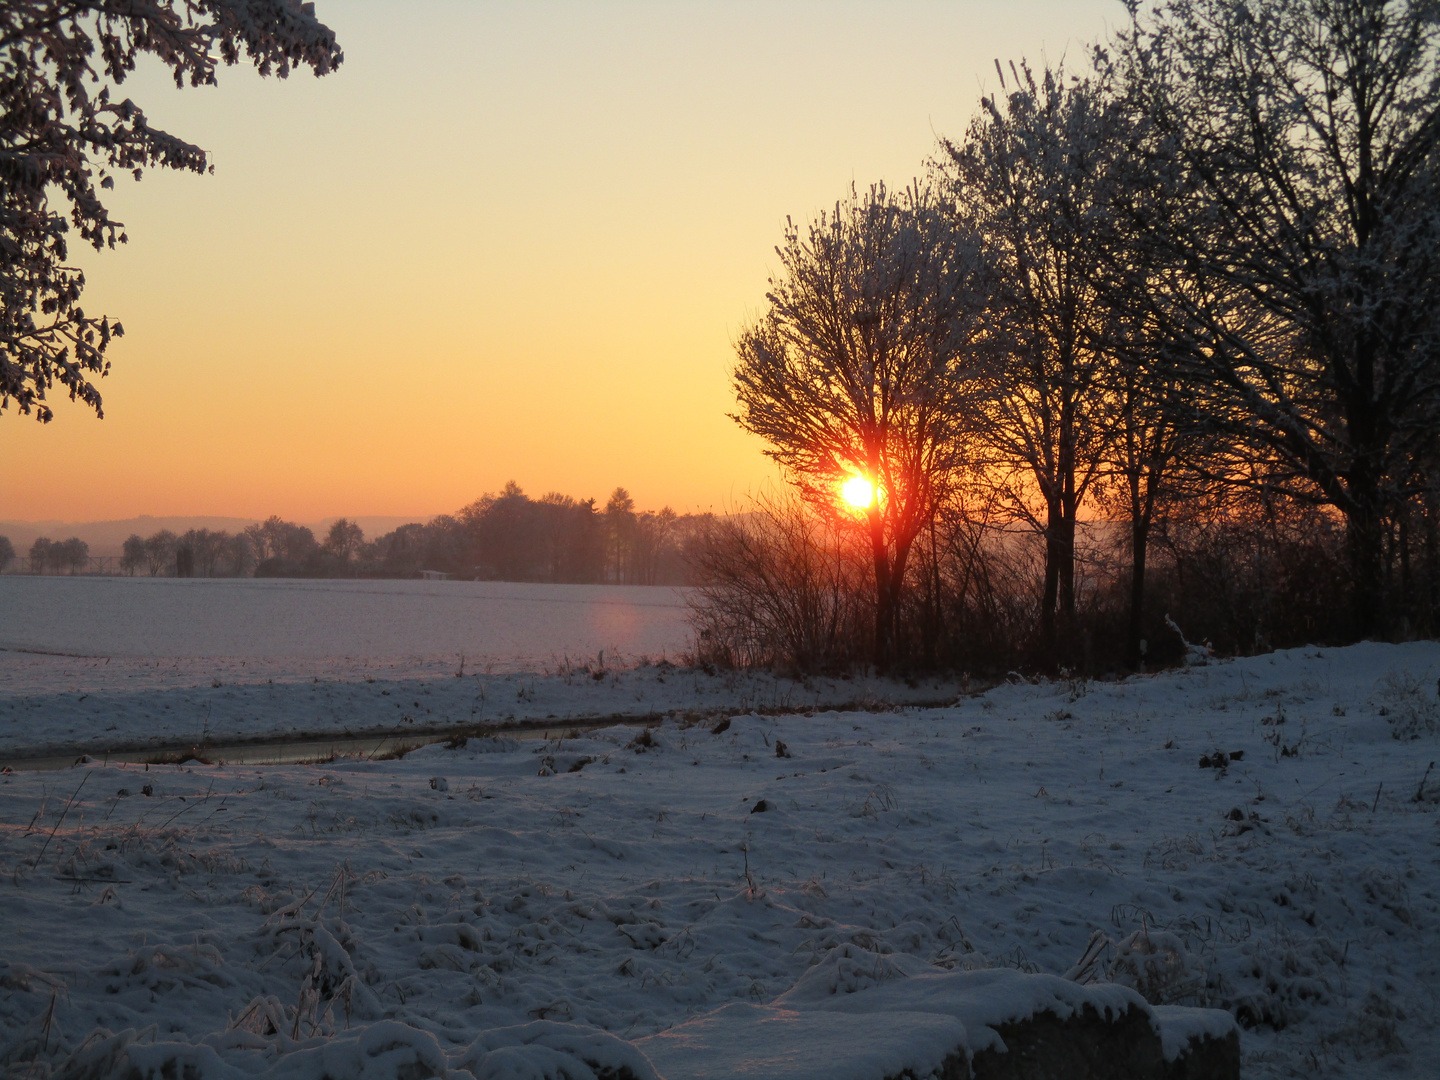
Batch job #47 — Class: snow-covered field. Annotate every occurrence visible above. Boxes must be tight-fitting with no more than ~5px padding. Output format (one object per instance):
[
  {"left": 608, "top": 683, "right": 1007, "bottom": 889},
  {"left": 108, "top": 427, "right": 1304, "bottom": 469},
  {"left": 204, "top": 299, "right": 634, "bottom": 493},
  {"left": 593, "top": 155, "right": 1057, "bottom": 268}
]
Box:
[
  {"left": 2, "top": 641, "right": 1439, "bottom": 1078},
  {"left": 0, "top": 577, "right": 693, "bottom": 672},
  {"left": 0, "top": 577, "right": 970, "bottom": 762},
  {"left": 0, "top": 651, "right": 965, "bottom": 762}
]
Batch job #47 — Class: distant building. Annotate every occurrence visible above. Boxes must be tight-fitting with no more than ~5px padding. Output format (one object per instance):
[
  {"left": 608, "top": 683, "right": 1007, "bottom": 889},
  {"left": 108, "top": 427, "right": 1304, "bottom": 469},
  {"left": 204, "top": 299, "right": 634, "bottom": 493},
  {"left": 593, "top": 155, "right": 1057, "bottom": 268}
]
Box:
[{"left": 419, "top": 569, "right": 449, "bottom": 581}]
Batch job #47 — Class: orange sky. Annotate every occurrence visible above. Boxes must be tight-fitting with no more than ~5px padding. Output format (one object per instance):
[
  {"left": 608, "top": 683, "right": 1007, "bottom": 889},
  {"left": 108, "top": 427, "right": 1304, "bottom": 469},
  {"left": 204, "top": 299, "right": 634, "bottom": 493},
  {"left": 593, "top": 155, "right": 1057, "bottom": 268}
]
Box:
[{"left": 1, "top": 0, "right": 1118, "bottom": 523}]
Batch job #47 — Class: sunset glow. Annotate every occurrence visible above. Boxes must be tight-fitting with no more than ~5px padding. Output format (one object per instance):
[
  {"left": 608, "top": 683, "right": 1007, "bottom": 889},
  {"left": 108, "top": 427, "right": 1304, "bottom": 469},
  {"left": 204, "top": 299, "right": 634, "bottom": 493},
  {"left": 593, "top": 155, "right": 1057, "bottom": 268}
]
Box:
[
  {"left": 0, "top": 2, "right": 1116, "bottom": 524},
  {"left": 841, "top": 475, "right": 874, "bottom": 509}
]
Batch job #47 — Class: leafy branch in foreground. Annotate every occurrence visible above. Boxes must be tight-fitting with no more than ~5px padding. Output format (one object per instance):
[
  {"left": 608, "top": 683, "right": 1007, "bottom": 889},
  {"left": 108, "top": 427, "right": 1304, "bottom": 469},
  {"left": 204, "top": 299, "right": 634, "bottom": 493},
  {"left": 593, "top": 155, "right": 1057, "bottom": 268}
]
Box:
[{"left": 0, "top": 1, "right": 342, "bottom": 421}]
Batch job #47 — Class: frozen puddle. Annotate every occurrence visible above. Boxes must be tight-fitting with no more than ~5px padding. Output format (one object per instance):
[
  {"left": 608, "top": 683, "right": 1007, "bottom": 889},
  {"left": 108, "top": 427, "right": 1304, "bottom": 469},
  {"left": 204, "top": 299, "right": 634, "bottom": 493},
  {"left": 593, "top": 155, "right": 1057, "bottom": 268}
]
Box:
[
  {"left": 0, "top": 651, "right": 967, "bottom": 760},
  {"left": 7, "top": 719, "right": 657, "bottom": 772}
]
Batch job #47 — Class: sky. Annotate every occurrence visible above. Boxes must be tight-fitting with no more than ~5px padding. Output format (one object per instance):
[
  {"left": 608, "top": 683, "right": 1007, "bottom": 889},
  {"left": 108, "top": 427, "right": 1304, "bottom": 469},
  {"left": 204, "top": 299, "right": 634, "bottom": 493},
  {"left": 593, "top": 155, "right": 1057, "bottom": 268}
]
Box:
[{"left": 2, "top": 0, "right": 1120, "bottom": 524}]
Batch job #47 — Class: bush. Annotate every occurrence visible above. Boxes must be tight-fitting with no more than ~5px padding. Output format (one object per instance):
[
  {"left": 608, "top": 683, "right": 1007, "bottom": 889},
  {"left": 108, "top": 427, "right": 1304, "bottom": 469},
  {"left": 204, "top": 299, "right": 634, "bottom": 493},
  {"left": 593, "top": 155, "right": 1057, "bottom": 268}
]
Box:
[
  {"left": 686, "top": 487, "right": 1371, "bottom": 678},
  {"left": 687, "top": 494, "right": 872, "bottom": 673}
]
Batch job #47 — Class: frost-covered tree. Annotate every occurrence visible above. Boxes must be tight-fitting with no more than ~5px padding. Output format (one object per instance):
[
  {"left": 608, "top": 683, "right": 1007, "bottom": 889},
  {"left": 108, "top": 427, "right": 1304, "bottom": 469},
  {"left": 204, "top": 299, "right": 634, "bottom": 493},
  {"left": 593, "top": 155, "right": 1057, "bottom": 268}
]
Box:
[
  {"left": 1110, "top": 0, "right": 1440, "bottom": 636},
  {"left": 732, "top": 183, "right": 989, "bottom": 670},
  {"left": 0, "top": 1, "right": 342, "bottom": 422},
  {"left": 939, "top": 65, "right": 1130, "bottom": 666},
  {"left": 1102, "top": 325, "right": 1213, "bottom": 667},
  {"left": 1088, "top": 120, "right": 1244, "bottom": 669}
]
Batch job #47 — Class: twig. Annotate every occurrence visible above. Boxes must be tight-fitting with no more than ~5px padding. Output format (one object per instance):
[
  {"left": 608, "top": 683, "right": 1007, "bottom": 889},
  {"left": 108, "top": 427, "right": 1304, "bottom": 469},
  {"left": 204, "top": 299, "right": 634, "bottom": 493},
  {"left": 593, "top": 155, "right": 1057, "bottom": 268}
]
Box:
[
  {"left": 26, "top": 991, "right": 59, "bottom": 1078},
  {"left": 1372, "top": 781, "right": 1383, "bottom": 812},
  {"left": 32, "top": 772, "right": 89, "bottom": 868},
  {"left": 1416, "top": 761, "right": 1435, "bottom": 803},
  {"left": 315, "top": 865, "right": 350, "bottom": 917},
  {"left": 23, "top": 786, "right": 48, "bottom": 836},
  {"left": 154, "top": 778, "right": 216, "bottom": 831},
  {"left": 200, "top": 795, "right": 230, "bottom": 824}
]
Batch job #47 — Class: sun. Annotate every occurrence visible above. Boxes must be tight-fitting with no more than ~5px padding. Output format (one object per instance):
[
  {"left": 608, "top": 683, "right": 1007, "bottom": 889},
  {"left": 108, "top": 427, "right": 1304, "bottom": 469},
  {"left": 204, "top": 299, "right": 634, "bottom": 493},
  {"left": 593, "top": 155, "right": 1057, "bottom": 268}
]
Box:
[{"left": 840, "top": 475, "right": 874, "bottom": 509}]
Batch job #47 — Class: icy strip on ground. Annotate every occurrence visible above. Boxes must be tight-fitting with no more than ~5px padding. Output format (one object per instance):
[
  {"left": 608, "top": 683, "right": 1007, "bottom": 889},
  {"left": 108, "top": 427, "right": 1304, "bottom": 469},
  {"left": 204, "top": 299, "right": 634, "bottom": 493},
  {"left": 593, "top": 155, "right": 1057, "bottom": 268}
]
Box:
[{"left": 0, "top": 655, "right": 967, "bottom": 759}]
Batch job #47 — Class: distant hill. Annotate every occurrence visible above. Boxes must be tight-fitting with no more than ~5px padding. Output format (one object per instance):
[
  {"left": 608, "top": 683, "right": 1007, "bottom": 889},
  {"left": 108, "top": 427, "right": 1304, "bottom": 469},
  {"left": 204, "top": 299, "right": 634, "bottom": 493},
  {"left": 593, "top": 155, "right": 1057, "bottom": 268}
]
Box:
[{"left": 0, "top": 515, "right": 430, "bottom": 557}]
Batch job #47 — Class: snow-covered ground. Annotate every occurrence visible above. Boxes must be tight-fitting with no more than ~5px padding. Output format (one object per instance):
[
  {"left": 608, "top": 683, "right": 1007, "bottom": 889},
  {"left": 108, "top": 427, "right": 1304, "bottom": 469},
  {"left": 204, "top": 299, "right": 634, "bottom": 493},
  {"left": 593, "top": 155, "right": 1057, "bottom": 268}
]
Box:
[
  {"left": 2, "top": 641, "right": 1438, "bottom": 1078},
  {"left": 0, "top": 650, "right": 965, "bottom": 760},
  {"left": 0, "top": 577, "right": 693, "bottom": 671}
]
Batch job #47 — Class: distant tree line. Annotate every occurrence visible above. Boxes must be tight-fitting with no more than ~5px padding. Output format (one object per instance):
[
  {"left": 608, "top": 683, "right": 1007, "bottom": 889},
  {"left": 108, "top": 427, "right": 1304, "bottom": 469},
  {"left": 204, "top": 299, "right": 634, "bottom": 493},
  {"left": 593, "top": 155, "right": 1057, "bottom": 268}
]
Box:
[
  {"left": 119, "top": 528, "right": 256, "bottom": 578},
  {"left": 696, "top": 0, "right": 1440, "bottom": 676},
  {"left": 342, "top": 483, "right": 707, "bottom": 585},
  {"left": 0, "top": 483, "right": 707, "bottom": 584},
  {"left": 7, "top": 536, "right": 90, "bottom": 574}
]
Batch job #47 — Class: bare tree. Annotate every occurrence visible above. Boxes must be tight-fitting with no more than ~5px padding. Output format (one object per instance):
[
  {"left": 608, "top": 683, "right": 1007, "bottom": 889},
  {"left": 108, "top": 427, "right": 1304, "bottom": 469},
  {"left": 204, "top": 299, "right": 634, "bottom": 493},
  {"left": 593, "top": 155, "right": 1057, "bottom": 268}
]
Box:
[
  {"left": 1092, "top": 197, "right": 1236, "bottom": 668},
  {"left": 1103, "top": 344, "right": 1200, "bottom": 667},
  {"left": 940, "top": 64, "right": 1131, "bottom": 667},
  {"left": 243, "top": 522, "right": 273, "bottom": 563},
  {"left": 604, "top": 488, "right": 637, "bottom": 583},
  {"left": 178, "top": 529, "right": 228, "bottom": 577},
  {"left": 28, "top": 537, "right": 52, "bottom": 573},
  {"left": 247, "top": 516, "right": 318, "bottom": 572},
  {"left": 1111, "top": 0, "right": 1440, "bottom": 636},
  {"left": 324, "top": 518, "right": 364, "bottom": 565},
  {"left": 633, "top": 508, "right": 678, "bottom": 586},
  {"left": 143, "top": 530, "right": 177, "bottom": 577},
  {"left": 223, "top": 532, "right": 254, "bottom": 577},
  {"left": 58, "top": 536, "right": 88, "bottom": 574},
  {"left": 0, "top": 535, "right": 14, "bottom": 572},
  {"left": 732, "top": 183, "right": 988, "bottom": 669},
  {"left": 120, "top": 534, "right": 146, "bottom": 576},
  {"left": 688, "top": 492, "right": 872, "bottom": 671}
]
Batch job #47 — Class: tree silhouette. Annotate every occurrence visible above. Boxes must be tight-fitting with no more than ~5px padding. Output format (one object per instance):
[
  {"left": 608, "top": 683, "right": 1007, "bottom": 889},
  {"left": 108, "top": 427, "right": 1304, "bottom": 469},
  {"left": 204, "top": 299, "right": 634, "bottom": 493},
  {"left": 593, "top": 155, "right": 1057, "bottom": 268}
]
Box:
[
  {"left": 732, "top": 184, "right": 988, "bottom": 670},
  {"left": 1111, "top": 0, "right": 1440, "bottom": 636}
]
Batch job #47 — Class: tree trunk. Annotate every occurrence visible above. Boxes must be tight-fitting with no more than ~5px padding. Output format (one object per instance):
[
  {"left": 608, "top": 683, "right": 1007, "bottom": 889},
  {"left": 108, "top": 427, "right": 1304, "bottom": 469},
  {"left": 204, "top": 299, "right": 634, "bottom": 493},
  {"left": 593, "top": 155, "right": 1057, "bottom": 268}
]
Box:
[
  {"left": 924, "top": 517, "right": 941, "bottom": 670},
  {"left": 868, "top": 507, "right": 894, "bottom": 672},
  {"left": 1425, "top": 489, "right": 1440, "bottom": 637},
  {"left": 1041, "top": 498, "right": 1062, "bottom": 669},
  {"left": 1345, "top": 492, "right": 1386, "bottom": 640},
  {"left": 1056, "top": 510, "right": 1077, "bottom": 667},
  {"left": 1399, "top": 505, "right": 1412, "bottom": 635},
  {"left": 1056, "top": 383, "right": 1079, "bottom": 669},
  {"left": 1127, "top": 514, "right": 1149, "bottom": 670},
  {"left": 1126, "top": 460, "right": 1162, "bottom": 671},
  {"left": 888, "top": 536, "right": 916, "bottom": 672}
]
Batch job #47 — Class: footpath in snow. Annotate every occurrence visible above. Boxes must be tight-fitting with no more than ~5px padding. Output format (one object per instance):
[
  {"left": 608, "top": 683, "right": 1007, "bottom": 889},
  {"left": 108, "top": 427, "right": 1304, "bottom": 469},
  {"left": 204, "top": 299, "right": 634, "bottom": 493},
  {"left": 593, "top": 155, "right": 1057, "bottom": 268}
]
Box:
[{"left": 1, "top": 642, "right": 1438, "bottom": 1079}]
